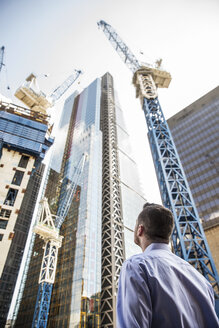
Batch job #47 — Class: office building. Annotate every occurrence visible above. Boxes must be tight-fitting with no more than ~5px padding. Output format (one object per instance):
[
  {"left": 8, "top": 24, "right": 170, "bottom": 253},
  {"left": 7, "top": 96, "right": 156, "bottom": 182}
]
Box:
[
  {"left": 0, "top": 100, "right": 53, "bottom": 327},
  {"left": 167, "top": 86, "right": 219, "bottom": 272},
  {"left": 14, "top": 73, "right": 146, "bottom": 328}
]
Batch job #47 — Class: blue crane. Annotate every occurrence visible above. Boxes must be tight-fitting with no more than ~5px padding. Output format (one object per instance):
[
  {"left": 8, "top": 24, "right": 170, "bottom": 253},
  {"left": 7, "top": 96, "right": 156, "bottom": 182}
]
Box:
[
  {"left": 32, "top": 153, "right": 87, "bottom": 328},
  {"left": 97, "top": 20, "right": 219, "bottom": 305},
  {"left": 0, "top": 46, "right": 5, "bottom": 73}
]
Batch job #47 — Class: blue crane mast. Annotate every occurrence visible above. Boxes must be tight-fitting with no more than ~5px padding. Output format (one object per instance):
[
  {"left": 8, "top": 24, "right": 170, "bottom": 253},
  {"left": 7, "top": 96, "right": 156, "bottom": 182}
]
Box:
[
  {"left": 97, "top": 20, "right": 219, "bottom": 302},
  {"left": 32, "top": 153, "right": 87, "bottom": 328},
  {"left": 0, "top": 46, "right": 5, "bottom": 73}
]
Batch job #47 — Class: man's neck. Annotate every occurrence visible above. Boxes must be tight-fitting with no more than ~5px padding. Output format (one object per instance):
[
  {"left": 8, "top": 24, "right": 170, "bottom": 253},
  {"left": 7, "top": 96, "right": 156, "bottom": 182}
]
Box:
[
  {"left": 140, "top": 239, "right": 152, "bottom": 252},
  {"left": 141, "top": 239, "right": 169, "bottom": 252}
]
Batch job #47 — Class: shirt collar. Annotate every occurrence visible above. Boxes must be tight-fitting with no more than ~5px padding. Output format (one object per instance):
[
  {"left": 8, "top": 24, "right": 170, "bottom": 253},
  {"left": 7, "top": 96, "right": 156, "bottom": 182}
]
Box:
[{"left": 144, "top": 243, "right": 171, "bottom": 255}]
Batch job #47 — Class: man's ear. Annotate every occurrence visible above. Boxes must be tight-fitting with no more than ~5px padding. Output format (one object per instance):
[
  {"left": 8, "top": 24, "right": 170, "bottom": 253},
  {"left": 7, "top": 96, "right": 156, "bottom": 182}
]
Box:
[{"left": 138, "top": 224, "right": 144, "bottom": 236}]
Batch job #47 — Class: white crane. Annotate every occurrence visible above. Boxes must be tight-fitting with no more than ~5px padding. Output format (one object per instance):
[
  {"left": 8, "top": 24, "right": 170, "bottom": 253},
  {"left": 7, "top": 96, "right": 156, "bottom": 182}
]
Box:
[
  {"left": 32, "top": 153, "right": 87, "bottom": 328},
  {"left": 15, "top": 69, "right": 82, "bottom": 115}
]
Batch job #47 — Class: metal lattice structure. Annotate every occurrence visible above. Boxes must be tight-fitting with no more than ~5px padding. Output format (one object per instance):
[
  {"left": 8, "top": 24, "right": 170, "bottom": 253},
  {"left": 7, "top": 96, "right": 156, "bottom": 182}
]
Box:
[
  {"left": 98, "top": 22, "right": 140, "bottom": 73},
  {"left": 142, "top": 96, "right": 219, "bottom": 292},
  {"left": 0, "top": 46, "right": 5, "bottom": 73},
  {"left": 98, "top": 20, "right": 219, "bottom": 300},
  {"left": 100, "top": 73, "right": 125, "bottom": 327},
  {"left": 49, "top": 69, "right": 82, "bottom": 104},
  {"left": 32, "top": 154, "right": 87, "bottom": 328},
  {"left": 55, "top": 154, "right": 87, "bottom": 229},
  {"left": 31, "top": 198, "right": 63, "bottom": 328}
]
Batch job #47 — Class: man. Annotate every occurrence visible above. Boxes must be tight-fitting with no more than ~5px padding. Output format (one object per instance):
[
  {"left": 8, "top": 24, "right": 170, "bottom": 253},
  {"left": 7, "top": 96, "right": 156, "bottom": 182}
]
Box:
[{"left": 117, "top": 203, "right": 219, "bottom": 328}]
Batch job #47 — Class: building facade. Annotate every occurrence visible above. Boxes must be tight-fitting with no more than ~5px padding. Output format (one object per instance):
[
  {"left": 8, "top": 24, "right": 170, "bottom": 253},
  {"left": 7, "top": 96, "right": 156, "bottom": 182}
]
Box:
[
  {"left": 15, "top": 73, "right": 145, "bottom": 328},
  {"left": 0, "top": 100, "right": 53, "bottom": 327},
  {"left": 167, "top": 86, "right": 219, "bottom": 272}
]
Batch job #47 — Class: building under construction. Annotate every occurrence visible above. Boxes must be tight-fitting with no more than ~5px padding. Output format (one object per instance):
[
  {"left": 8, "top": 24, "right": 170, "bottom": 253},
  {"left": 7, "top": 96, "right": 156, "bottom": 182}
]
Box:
[
  {"left": 2, "top": 17, "right": 219, "bottom": 326},
  {"left": 14, "top": 72, "right": 146, "bottom": 327},
  {"left": 0, "top": 99, "right": 53, "bottom": 327}
]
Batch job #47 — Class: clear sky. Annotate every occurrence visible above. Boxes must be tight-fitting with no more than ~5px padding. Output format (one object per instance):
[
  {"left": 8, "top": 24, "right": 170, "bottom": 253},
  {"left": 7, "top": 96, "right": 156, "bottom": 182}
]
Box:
[{"left": 1, "top": 0, "right": 219, "bottom": 203}]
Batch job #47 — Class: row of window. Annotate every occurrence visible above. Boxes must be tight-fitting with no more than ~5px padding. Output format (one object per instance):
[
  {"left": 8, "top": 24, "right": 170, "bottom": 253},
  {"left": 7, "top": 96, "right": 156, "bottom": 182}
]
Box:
[
  {"left": 170, "top": 103, "right": 217, "bottom": 134},
  {"left": 183, "top": 148, "right": 218, "bottom": 171},
  {"left": 176, "top": 130, "right": 218, "bottom": 157},
  {"left": 0, "top": 155, "right": 30, "bottom": 242},
  {"left": 195, "top": 188, "right": 219, "bottom": 203},
  {"left": 198, "top": 199, "right": 219, "bottom": 212},
  {"left": 175, "top": 125, "right": 218, "bottom": 155},
  {"left": 191, "top": 178, "right": 218, "bottom": 194},
  {"left": 171, "top": 110, "right": 215, "bottom": 139},
  {"left": 185, "top": 157, "right": 218, "bottom": 178},
  {"left": 179, "top": 139, "right": 218, "bottom": 163},
  {"left": 0, "top": 119, "right": 45, "bottom": 142},
  {"left": 189, "top": 169, "right": 217, "bottom": 185}
]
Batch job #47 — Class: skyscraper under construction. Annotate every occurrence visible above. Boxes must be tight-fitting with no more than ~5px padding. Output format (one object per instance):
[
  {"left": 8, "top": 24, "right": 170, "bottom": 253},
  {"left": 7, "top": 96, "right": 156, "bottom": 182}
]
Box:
[
  {"left": 0, "top": 99, "right": 53, "bottom": 327},
  {"left": 14, "top": 72, "right": 146, "bottom": 327}
]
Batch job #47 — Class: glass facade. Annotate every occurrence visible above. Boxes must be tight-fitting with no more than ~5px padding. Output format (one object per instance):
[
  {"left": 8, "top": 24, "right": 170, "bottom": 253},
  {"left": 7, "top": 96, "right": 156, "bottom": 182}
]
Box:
[
  {"left": 167, "top": 86, "right": 219, "bottom": 222},
  {"left": 15, "top": 73, "right": 145, "bottom": 327},
  {"left": 114, "top": 92, "right": 146, "bottom": 258},
  {"left": 0, "top": 110, "right": 53, "bottom": 164}
]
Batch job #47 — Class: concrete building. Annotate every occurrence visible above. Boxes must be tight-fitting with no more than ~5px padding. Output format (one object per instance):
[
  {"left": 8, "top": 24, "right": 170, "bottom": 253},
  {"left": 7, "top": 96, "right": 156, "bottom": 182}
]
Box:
[
  {"left": 14, "top": 73, "right": 146, "bottom": 328},
  {"left": 0, "top": 99, "right": 53, "bottom": 327},
  {"left": 167, "top": 86, "right": 219, "bottom": 272}
]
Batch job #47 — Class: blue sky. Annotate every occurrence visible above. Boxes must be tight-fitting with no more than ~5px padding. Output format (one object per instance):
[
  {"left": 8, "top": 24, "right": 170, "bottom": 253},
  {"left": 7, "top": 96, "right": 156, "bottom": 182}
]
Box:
[{"left": 1, "top": 0, "right": 219, "bottom": 202}]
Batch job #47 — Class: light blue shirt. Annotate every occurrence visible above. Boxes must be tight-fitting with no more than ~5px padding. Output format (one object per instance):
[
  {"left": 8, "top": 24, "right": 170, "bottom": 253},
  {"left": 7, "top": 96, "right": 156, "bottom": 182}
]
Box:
[{"left": 117, "top": 243, "right": 219, "bottom": 328}]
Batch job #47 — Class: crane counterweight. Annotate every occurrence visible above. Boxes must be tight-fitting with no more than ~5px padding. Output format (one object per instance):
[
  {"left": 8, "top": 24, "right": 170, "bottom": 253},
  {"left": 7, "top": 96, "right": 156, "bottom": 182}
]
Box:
[{"left": 15, "top": 69, "right": 82, "bottom": 116}]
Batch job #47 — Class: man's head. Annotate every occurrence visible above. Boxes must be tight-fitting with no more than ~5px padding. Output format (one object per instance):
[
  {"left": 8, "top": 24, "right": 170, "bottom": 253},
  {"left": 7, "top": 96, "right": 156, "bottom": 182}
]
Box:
[{"left": 134, "top": 203, "right": 174, "bottom": 249}]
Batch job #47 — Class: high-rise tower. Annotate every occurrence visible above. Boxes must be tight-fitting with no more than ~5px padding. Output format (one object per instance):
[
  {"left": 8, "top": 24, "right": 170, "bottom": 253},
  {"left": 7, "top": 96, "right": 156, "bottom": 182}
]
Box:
[
  {"left": 167, "top": 86, "right": 219, "bottom": 274},
  {"left": 0, "top": 99, "right": 53, "bottom": 327},
  {"left": 167, "top": 86, "right": 219, "bottom": 223},
  {"left": 14, "top": 73, "right": 146, "bottom": 327}
]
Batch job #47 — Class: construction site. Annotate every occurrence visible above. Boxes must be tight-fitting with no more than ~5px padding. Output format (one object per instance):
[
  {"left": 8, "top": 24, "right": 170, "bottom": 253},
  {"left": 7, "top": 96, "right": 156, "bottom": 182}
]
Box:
[{"left": 0, "top": 2, "right": 219, "bottom": 327}]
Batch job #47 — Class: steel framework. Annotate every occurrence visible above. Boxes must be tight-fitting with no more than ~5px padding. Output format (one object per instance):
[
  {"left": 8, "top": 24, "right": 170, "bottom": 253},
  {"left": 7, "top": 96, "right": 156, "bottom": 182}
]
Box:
[
  {"left": 0, "top": 46, "right": 5, "bottom": 73},
  {"left": 32, "top": 154, "right": 87, "bottom": 328},
  {"left": 98, "top": 20, "right": 219, "bottom": 301},
  {"left": 100, "top": 73, "right": 125, "bottom": 327},
  {"left": 49, "top": 69, "right": 82, "bottom": 104}
]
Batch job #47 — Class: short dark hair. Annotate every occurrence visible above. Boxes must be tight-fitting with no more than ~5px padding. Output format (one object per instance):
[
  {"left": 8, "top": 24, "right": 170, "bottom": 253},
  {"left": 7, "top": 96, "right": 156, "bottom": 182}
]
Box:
[{"left": 138, "top": 203, "right": 174, "bottom": 242}]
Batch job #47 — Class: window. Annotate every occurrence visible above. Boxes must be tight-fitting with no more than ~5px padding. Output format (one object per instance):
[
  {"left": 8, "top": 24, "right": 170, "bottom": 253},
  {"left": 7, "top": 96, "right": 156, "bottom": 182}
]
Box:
[
  {"left": 0, "top": 234, "right": 3, "bottom": 241},
  {"left": 18, "top": 155, "right": 29, "bottom": 168},
  {"left": 0, "top": 208, "right": 12, "bottom": 218},
  {"left": 4, "top": 188, "right": 18, "bottom": 206},
  {"left": 0, "top": 219, "right": 8, "bottom": 229},
  {"left": 11, "top": 170, "right": 24, "bottom": 186}
]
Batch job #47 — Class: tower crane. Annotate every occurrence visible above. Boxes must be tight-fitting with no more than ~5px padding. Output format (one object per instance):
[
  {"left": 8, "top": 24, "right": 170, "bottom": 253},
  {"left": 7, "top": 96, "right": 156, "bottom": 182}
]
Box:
[
  {"left": 97, "top": 20, "right": 219, "bottom": 304},
  {"left": 15, "top": 69, "right": 82, "bottom": 115},
  {"left": 8, "top": 68, "right": 82, "bottom": 327},
  {"left": 0, "top": 46, "right": 5, "bottom": 73},
  {"left": 32, "top": 153, "right": 87, "bottom": 328}
]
